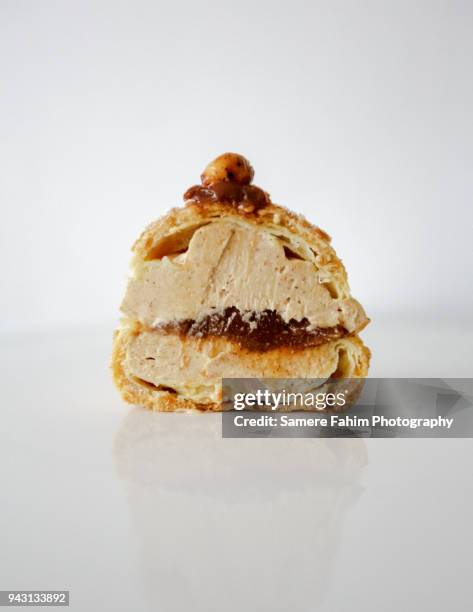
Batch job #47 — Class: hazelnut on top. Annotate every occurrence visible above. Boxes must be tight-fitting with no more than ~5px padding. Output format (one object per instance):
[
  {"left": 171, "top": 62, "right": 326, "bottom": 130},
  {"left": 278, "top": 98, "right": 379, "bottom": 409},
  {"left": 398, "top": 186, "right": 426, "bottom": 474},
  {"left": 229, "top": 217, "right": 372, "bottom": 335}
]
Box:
[
  {"left": 201, "top": 153, "right": 254, "bottom": 187},
  {"left": 184, "top": 153, "right": 269, "bottom": 213}
]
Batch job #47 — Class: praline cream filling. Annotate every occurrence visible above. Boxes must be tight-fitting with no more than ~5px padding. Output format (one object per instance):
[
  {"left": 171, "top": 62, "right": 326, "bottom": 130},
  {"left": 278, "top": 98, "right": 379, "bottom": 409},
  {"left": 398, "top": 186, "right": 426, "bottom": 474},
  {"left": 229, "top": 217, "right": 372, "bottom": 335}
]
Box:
[
  {"left": 121, "top": 218, "right": 366, "bottom": 334},
  {"left": 123, "top": 332, "right": 364, "bottom": 404}
]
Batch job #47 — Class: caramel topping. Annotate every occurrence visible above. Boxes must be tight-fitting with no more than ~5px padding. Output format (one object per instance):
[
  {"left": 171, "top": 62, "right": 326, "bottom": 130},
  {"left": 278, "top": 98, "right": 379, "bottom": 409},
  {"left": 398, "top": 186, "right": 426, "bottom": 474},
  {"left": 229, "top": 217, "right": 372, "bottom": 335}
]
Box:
[{"left": 183, "top": 153, "right": 270, "bottom": 212}]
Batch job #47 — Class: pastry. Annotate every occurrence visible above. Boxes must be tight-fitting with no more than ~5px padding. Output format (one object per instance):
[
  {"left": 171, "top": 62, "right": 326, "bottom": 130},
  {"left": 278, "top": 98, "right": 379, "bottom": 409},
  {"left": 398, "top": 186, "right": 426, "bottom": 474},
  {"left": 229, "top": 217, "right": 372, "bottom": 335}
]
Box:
[{"left": 112, "top": 153, "right": 370, "bottom": 411}]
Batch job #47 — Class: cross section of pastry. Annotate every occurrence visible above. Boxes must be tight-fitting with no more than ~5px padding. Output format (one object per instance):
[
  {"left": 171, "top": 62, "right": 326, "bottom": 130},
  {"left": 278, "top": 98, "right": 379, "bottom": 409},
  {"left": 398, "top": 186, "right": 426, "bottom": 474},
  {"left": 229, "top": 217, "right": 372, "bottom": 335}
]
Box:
[{"left": 112, "top": 153, "right": 370, "bottom": 411}]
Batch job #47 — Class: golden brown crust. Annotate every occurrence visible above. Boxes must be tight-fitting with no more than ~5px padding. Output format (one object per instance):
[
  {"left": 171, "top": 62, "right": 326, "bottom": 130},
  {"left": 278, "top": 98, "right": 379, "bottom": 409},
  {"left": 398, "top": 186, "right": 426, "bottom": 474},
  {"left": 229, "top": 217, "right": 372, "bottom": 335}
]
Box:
[
  {"left": 111, "top": 327, "right": 371, "bottom": 413},
  {"left": 134, "top": 201, "right": 342, "bottom": 276}
]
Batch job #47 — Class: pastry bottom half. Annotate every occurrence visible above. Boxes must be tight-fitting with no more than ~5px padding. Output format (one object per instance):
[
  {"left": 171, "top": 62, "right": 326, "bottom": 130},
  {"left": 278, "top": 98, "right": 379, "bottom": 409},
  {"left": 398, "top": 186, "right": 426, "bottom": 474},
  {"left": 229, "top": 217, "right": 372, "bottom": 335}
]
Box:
[{"left": 111, "top": 325, "right": 370, "bottom": 412}]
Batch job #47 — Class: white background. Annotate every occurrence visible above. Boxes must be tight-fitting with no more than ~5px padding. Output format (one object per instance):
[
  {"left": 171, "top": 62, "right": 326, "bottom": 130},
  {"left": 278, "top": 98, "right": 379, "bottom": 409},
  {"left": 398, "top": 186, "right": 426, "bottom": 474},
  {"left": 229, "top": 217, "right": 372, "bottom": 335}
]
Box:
[
  {"left": 1, "top": 0, "right": 472, "bottom": 333},
  {"left": 1, "top": 4, "right": 473, "bottom": 612}
]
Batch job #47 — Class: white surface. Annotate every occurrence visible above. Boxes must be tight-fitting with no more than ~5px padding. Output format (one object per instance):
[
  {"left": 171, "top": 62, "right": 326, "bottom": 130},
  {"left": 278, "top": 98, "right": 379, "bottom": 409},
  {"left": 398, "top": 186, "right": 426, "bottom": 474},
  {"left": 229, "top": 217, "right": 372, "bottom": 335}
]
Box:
[
  {"left": 1, "top": 320, "right": 472, "bottom": 611},
  {"left": 1, "top": 1, "right": 473, "bottom": 333}
]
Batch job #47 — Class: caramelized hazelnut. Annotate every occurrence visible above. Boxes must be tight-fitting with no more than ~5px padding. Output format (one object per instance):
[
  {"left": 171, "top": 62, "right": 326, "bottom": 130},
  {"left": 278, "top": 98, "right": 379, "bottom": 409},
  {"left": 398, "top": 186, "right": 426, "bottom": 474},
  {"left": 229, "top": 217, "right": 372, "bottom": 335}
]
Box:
[{"left": 201, "top": 153, "right": 254, "bottom": 187}]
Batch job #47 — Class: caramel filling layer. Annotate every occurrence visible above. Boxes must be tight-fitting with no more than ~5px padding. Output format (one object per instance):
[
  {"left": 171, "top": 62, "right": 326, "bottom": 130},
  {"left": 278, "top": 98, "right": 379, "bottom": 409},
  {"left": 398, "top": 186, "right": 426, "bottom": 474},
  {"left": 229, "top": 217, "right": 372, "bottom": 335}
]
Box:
[{"left": 156, "top": 307, "right": 347, "bottom": 352}]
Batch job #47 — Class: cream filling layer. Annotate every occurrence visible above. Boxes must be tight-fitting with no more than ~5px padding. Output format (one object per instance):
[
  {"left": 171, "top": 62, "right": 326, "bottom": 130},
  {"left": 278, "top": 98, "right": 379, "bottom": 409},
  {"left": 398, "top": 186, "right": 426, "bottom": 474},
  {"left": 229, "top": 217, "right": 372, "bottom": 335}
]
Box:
[
  {"left": 121, "top": 218, "right": 367, "bottom": 333},
  {"left": 123, "top": 331, "right": 365, "bottom": 404}
]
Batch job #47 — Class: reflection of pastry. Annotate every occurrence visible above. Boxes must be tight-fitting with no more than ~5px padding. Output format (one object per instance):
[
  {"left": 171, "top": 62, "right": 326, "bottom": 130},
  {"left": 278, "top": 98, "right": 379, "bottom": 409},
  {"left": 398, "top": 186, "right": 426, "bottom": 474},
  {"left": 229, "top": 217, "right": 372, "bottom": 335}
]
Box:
[
  {"left": 112, "top": 153, "right": 370, "bottom": 411},
  {"left": 114, "top": 410, "right": 367, "bottom": 610}
]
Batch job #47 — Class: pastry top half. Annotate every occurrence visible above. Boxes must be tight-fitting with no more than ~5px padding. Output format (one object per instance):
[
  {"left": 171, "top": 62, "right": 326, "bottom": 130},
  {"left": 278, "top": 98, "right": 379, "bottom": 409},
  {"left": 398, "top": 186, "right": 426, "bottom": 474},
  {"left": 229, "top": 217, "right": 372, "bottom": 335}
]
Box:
[
  {"left": 121, "top": 154, "right": 368, "bottom": 351},
  {"left": 113, "top": 153, "right": 370, "bottom": 411}
]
